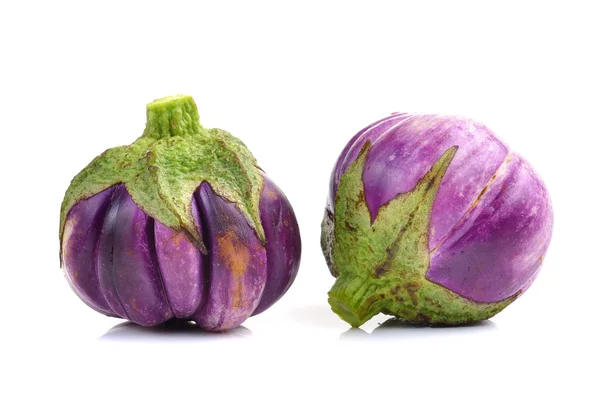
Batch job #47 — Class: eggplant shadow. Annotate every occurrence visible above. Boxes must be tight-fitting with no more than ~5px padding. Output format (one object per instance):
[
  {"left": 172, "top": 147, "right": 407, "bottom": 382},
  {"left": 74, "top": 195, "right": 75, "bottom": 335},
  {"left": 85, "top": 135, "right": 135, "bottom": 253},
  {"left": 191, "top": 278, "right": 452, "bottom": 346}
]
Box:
[
  {"left": 340, "top": 317, "right": 497, "bottom": 341},
  {"left": 99, "top": 319, "right": 252, "bottom": 342}
]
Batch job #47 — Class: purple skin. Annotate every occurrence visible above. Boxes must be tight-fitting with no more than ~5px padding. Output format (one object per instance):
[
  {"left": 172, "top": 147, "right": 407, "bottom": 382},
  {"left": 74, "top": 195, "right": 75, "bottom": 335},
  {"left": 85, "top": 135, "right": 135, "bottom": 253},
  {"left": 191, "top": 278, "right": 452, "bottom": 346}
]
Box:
[
  {"left": 328, "top": 114, "right": 553, "bottom": 303},
  {"left": 252, "top": 175, "right": 302, "bottom": 316},
  {"left": 154, "top": 200, "right": 205, "bottom": 319},
  {"left": 193, "top": 182, "right": 268, "bottom": 331},
  {"left": 97, "top": 185, "right": 173, "bottom": 326},
  {"left": 62, "top": 187, "right": 117, "bottom": 316},
  {"left": 61, "top": 179, "right": 301, "bottom": 331}
]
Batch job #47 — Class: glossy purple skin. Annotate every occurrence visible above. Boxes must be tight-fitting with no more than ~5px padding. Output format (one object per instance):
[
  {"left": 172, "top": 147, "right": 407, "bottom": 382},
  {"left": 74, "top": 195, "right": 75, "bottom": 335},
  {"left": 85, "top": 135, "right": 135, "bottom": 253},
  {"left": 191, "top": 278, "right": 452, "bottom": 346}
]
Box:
[
  {"left": 61, "top": 187, "right": 116, "bottom": 316},
  {"left": 62, "top": 179, "right": 301, "bottom": 331},
  {"left": 328, "top": 114, "right": 553, "bottom": 303},
  {"left": 253, "top": 175, "right": 302, "bottom": 316},
  {"left": 154, "top": 200, "right": 205, "bottom": 319},
  {"left": 97, "top": 185, "right": 173, "bottom": 325},
  {"left": 193, "top": 182, "right": 267, "bottom": 331}
]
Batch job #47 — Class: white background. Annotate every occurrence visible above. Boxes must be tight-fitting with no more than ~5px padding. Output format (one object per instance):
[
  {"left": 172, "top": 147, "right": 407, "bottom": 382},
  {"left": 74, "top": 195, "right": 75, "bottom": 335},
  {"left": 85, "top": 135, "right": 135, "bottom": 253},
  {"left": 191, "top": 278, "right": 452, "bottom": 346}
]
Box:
[{"left": 1, "top": 1, "right": 599, "bottom": 414}]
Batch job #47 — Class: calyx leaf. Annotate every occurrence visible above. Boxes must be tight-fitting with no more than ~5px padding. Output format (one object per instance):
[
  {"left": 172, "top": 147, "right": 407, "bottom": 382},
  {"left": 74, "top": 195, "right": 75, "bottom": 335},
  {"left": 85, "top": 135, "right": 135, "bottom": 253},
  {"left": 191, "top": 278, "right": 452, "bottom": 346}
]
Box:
[
  {"left": 328, "top": 142, "right": 516, "bottom": 327},
  {"left": 60, "top": 95, "right": 264, "bottom": 260}
]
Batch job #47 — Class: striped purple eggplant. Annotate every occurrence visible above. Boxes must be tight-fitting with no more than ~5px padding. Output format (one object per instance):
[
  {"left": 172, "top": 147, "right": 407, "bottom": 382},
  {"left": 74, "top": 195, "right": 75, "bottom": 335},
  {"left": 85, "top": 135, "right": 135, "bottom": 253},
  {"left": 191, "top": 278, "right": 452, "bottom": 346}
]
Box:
[
  {"left": 322, "top": 113, "right": 552, "bottom": 327},
  {"left": 60, "top": 95, "right": 301, "bottom": 331}
]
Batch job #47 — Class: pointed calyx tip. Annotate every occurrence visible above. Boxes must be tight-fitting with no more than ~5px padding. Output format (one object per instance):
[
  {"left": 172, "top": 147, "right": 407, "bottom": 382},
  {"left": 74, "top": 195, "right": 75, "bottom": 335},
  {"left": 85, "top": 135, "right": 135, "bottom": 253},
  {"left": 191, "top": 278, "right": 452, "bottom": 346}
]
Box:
[{"left": 144, "top": 95, "right": 203, "bottom": 137}]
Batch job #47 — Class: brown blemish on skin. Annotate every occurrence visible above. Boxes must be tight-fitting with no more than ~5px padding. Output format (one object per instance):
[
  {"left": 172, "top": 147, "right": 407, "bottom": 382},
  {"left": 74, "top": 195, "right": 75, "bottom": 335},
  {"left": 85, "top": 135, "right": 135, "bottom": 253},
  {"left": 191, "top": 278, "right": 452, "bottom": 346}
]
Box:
[
  {"left": 62, "top": 217, "right": 79, "bottom": 257},
  {"left": 283, "top": 219, "right": 289, "bottom": 227},
  {"left": 217, "top": 231, "right": 251, "bottom": 309},
  {"left": 167, "top": 231, "right": 187, "bottom": 248},
  {"left": 131, "top": 298, "right": 138, "bottom": 312},
  {"left": 265, "top": 188, "right": 278, "bottom": 199},
  {"left": 472, "top": 185, "right": 489, "bottom": 207},
  {"left": 72, "top": 272, "right": 79, "bottom": 281}
]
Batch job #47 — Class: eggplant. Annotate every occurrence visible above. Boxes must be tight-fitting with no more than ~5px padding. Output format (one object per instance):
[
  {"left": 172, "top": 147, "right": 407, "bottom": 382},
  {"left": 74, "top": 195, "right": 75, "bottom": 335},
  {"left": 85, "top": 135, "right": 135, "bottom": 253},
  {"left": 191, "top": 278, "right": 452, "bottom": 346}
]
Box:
[
  {"left": 322, "top": 114, "right": 553, "bottom": 327},
  {"left": 60, "top": 95, "right": 301, "bottom": 331}
]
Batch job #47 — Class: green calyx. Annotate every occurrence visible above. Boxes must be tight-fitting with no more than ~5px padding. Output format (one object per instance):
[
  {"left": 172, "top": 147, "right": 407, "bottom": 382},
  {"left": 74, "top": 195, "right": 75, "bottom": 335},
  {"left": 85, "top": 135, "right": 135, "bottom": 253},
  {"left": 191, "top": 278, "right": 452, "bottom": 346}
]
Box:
[
  {"left": 59, "top": 95, "right": 264, "bottom": 259},
  {"left": 325, "top": 142, "right": 516, "bottom": 327}
]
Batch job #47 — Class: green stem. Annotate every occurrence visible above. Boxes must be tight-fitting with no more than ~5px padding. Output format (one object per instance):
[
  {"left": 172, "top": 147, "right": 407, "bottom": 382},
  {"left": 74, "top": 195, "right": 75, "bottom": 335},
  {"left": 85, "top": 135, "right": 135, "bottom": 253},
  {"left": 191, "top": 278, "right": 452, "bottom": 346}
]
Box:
[
  {"left": 144, "top": 95, "right": 203, "bottom": 138},
  {"left": 328, "top": 275, "right": 388, "bottom": 327}
]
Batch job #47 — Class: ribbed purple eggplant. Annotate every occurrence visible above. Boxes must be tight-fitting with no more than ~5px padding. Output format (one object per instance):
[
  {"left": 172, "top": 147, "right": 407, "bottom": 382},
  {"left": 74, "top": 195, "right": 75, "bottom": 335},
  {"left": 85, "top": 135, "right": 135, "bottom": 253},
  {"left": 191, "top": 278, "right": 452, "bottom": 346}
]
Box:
[
  {"left": 62, "top": 178, "right": 301, "bottom": 331},
  {"left": 60, "top": 95, "right": 301, "bottom": 331},
  {"left": 322, "top": 113, "right": 553, "bottom": 327}
]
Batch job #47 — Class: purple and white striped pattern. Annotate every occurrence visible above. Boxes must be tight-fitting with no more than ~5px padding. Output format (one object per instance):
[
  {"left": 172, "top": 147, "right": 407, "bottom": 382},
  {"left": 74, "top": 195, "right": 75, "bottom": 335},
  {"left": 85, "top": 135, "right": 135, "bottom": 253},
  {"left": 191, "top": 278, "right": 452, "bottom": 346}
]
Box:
[{"left": 328, "top": 113, "right": 553, "bottom": 303}]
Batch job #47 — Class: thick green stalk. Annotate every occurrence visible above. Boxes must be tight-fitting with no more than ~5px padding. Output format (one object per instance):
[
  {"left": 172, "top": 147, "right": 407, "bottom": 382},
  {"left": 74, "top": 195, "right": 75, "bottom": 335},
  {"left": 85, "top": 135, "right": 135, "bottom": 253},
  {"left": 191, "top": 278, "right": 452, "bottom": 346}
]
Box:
[
  {"left": 144, "top": 95, "right": 203, "bottom": 137},
  {"left": 328, "top": 275, "right": 388, "bottom": 328}
]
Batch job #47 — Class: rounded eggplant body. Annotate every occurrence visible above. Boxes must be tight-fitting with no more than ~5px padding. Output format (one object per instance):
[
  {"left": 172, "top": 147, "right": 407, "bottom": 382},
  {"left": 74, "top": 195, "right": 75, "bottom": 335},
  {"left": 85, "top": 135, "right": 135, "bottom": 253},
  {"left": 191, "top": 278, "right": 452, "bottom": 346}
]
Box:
[
  {"left": 62, "top": 176, "right": 301, "bottom": 331},
  {"left": 324, "top": 113, "right": 552, "bottom": 324}
]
